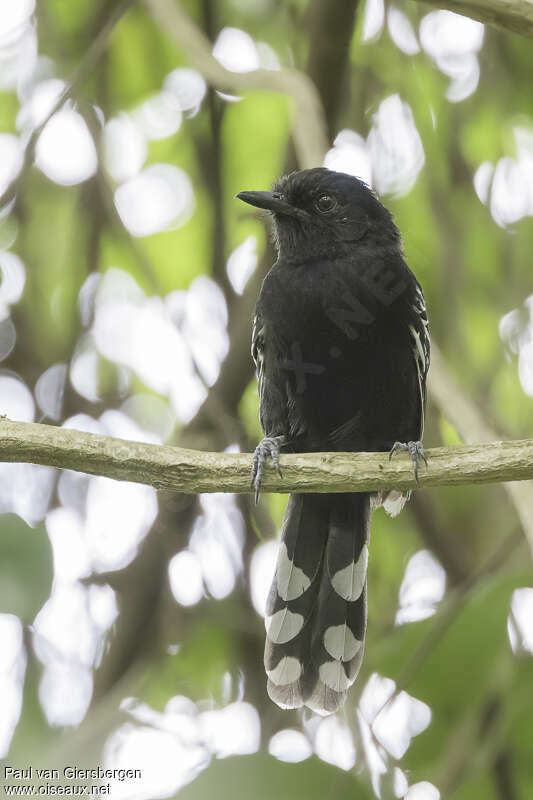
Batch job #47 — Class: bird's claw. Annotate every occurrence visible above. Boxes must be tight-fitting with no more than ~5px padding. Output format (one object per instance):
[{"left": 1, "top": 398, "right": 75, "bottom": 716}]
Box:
[
  {"left": 389, "top": 440, "right": 427, "bottom": 484},
  {"left": 251, "top": 436, "right": 285, "bottom": 504}
]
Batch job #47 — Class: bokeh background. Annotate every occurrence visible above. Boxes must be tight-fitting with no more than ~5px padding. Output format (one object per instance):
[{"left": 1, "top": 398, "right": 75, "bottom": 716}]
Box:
[{"left": 1, "top": 0, "right": 533, "bottom": 798}]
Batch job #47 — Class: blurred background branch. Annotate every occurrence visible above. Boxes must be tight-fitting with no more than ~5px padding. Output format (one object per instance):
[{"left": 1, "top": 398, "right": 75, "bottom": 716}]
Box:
[
  {"left": 418, "top": 0, "right": 533, "bottom": 37},
  {"left": 0, "top": 0, "right": 136, "bottom": 211},
  {"left": 145, "top": 0, "right": 329, "bottom": 167}
]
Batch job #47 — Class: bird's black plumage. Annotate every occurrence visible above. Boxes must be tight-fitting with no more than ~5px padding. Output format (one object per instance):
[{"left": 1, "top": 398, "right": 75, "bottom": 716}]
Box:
[{"left": 237, "top": 168, "right": 430, "bottom": 715}]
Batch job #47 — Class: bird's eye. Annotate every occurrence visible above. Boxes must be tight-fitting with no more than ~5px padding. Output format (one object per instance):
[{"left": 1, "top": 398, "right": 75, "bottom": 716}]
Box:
[{"left": 315, "top": 194, "right": 335, "bottom": 213}]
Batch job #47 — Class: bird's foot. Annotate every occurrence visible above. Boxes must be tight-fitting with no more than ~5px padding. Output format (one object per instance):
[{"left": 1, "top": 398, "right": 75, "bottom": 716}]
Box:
[
  {"left": 251, "top": 436, "right": 286, "bottom": 504},
  {"left": 389, "top": 440, "right": 427, "bottom": 483}
]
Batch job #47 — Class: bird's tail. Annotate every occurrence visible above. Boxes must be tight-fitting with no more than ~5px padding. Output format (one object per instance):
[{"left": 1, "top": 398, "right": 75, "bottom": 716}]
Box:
[{"left": 264, "top": 492, "right": 370, "bottom": 715}]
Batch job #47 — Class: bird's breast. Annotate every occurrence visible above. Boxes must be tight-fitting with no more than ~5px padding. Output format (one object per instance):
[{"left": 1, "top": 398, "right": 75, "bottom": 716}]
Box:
[{"left": 257, "top": 257, "right": 420, "bottom": 450}]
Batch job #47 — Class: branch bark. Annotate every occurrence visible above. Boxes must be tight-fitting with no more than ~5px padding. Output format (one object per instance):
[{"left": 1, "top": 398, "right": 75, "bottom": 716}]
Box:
[{"left": 3, "top": 419, "right": 533, "bottom": 494}]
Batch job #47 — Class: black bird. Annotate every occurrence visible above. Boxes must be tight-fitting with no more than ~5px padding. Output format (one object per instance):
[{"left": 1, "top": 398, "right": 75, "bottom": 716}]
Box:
[{"left": 237, "top": 168, "right": 429, "bottom": 715}]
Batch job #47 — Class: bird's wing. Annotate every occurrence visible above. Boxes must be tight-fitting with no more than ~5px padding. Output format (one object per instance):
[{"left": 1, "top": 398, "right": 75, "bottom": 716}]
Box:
[
  {"left": 252, "top": 311, "right": 306, "bottom": 442},
  {"left": 408, "top": 281, "right": 430, "bottom": 436},
  {"left": 252, "top": 312, "right": 265, "bottom": 391}
]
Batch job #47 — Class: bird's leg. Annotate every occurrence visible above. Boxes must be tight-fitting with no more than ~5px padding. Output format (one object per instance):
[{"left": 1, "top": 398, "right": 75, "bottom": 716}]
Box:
[
  {"left": 389, "top": 440, "right": 427, "bottom": 483},
  {"left": 251, "top": 435, "right": 287, "bottom": 504}
]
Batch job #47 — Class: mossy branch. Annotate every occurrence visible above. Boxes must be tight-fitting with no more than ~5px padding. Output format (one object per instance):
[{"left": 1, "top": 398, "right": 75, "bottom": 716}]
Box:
[{"left": 1, "top": 419, "right": 533, "bottom": 495}]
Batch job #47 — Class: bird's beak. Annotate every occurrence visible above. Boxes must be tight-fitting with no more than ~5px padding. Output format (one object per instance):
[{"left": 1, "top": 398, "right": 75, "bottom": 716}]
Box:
[{"left": 236, "top": 190, "right": 308, "bottom": 221}]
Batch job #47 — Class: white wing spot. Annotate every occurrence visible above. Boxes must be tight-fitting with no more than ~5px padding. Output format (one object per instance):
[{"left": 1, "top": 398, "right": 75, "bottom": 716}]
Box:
[{"left": 409, "top": 324, "right": 426, "bottom": 371}]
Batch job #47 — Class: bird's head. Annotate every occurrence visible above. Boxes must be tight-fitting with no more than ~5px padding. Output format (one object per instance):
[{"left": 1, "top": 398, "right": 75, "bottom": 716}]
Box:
[{"left": 237, "top": 167, "right": 401, "bottom": 261}]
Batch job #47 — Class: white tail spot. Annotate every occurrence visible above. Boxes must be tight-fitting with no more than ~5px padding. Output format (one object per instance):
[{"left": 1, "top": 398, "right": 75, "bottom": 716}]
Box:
[
  {"left": 319, "top": 660, "right": 351, "bottom": 692},
  {"left": 331, "top": 544, "right": 368, "bottom": 601},
  {"left": 277, "top": 542, "right": 312, "bottom": 600},
  {"left": 266, "top": 608, "right": 304, "bottom": 644},
  {"left": 267, "top": 656, "right": 302, "bottom": 686},
  {"left": 323, "top": 624, "right": 362, "bottom": 662}
]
